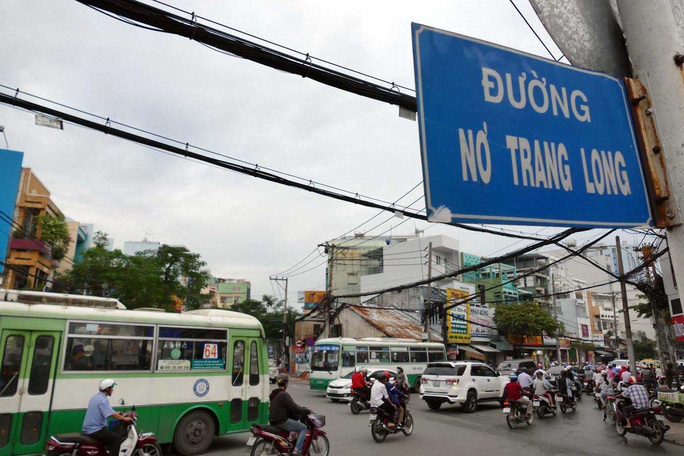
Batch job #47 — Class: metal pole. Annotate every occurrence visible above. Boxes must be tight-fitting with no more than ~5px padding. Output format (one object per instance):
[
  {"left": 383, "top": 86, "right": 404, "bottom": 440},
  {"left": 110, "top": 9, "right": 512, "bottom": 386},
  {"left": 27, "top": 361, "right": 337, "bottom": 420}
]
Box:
[
  {"left": 424, "top": 242, "right": 433, "bottom": 341},
  {"left": 552, "top": 273, "right": 561, "bottom": 363},
  {"left": 615, "top": 236, "right": 637, "bottom": 375},
  {"left": 283, "top": 277, "right": 288, "bottom": 350},
  {"left": 618, "top": 0, "right": 684, "bottom": 315},
  {"left": 611, "top": 291, "right": 619, "bottom": 354},
  {"left": 324, "top": 244, "right": 334, "bottom": 339}
]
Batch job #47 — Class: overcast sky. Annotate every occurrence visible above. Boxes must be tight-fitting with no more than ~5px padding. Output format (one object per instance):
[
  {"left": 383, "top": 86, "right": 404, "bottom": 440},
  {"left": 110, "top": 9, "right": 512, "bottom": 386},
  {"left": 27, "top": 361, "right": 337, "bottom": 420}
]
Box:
[{"left": 1, "top": 0, "right": 647, "bottom": 308}]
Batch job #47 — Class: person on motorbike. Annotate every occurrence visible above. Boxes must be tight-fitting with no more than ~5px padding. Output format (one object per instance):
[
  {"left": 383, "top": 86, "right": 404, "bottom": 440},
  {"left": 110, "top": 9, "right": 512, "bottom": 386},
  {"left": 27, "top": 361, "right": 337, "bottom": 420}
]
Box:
[
  {"left": 370, "top": 372, "right": 396, "bottom": 428},
  {"left": 619, "top": 376, "right": 650, "bottom": 429},
  {"left": 518, "top": 367, "right": 533, "bottom": 392},
  {"left": 557, "top": 370, "right": 574, "bottom": 401},
  {"left": 593, "top": 368, "right": 603, "bottom": 389},
  {"left": 504, "top": 374, "right": 533, "bottom": 420},
  {"left": 396, "top": 367, "right": 409, "bottom": 392},
  {"left": 385, "top": 371, "right": 407, "bottom": 428},
  {"left": 269, "top": 377, "right": 309, "bottom": 456},
  {"left": 351, "top": 368, "right": 370, "bottom": 402},
  {"left": 533, "top": 371, "right": 554, "bottom": 407},
  {"left": 595, "top": 370, "right": 614, "bottom": 407},
  {"left": 82, "top": 379, "right": 133, "bottom": 456}
]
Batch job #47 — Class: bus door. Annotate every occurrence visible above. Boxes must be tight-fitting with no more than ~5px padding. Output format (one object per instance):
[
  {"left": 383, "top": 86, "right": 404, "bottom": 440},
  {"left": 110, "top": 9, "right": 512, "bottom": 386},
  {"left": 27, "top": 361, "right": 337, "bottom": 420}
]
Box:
[
  {"left": 0, "top": 330, "right": 60, "bottom": 456},
  {"left": 226, "top": 336, "right": 247, "bottom": 432},
  {"left": 244, "top": 338, "right": 264, "bottom": 427}
]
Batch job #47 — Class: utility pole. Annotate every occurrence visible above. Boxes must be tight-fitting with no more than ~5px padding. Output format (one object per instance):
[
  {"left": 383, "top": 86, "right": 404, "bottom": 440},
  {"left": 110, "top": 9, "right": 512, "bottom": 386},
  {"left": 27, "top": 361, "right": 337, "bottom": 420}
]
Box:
[
  {"left": 615, "top": 236, "right": 637, "bottom": 375},
  {"left": 551, "top": 273, "right": 561, "bottom": 363},
  {"left": 618, "top": 1, "right": 684, "bottom": 333},
  {"left": 610, "top": 291, "right": 619, "bottom": 354},
  {"left": 324, "top": 243, "right": 334, "bottom": 339},
  {"left": 270, "top": 276, "right": 289, "bottom": 365},
  {"left": 424, "top": 242, "right": 433, "bottom": 341}
]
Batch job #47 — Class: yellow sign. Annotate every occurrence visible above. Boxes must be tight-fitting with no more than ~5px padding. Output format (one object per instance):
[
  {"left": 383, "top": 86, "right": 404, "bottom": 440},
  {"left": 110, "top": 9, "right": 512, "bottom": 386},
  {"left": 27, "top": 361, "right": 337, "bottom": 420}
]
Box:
[
  {"left": 304, "top": 291, "right": 327, "bottom": 309},
  {"left": 447, "top": 288, "right": 471, "bottom": 344}
]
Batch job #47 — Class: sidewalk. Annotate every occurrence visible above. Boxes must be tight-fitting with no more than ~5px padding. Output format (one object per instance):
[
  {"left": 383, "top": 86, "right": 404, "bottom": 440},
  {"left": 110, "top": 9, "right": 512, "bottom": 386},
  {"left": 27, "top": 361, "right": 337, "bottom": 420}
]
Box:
[{"left": 665, "top": 420, "right": 684, "bottom": 445}]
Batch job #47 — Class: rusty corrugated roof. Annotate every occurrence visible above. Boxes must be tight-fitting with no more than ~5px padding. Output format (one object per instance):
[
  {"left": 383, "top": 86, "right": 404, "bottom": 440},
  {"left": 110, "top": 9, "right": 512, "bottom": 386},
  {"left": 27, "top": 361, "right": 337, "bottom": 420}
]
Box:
[{"left": 349, "top": 305, "right": 442, "bottom": 341}]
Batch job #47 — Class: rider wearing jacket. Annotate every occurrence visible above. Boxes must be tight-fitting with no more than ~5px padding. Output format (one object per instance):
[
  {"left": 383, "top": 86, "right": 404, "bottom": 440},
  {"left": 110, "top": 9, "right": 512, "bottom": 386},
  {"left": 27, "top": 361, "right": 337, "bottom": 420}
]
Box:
[
  {"left": 269, "top": 377, "right": 309, "bottom": 456},
  {"left": 351, "top": 368, "right": 370, "bottom": 400},
  {"left": 385, "top": 372, "right": 407, "bottom": 427}
]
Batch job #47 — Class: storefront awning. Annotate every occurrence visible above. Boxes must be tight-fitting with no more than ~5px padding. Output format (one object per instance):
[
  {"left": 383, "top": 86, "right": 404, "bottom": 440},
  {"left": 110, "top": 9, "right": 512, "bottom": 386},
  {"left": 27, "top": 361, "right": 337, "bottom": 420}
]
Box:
[
  {"left": 595, "top": 349, "right": 614, "bottom": 356},
  {"left": 471, "top": 344, "right": 501, "bottom": 354},
  {"left": 491, "top": 340, "right": 514, "bottom": 351}
]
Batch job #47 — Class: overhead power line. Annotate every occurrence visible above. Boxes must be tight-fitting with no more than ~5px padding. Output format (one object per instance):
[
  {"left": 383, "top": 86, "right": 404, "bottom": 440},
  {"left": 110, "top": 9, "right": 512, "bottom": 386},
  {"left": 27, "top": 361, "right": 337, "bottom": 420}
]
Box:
[
  {"left": 0, "top": 85, "right": 563, "bottom": 243},
  {"left": 75, "top": 0, "right": 418, "bottom": 112}
]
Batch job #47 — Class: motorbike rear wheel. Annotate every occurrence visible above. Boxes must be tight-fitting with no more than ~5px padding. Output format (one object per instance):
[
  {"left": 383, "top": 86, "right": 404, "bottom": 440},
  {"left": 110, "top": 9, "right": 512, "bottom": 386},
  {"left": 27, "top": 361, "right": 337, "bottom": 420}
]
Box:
[
  {"left": 250, "top": 439, "right": 279, "bottom": 456},
  {"left": 664, "top": 409, "right": 683, "bottom": 423},
  {"left": 607, "top": 403, "right": 617, "bottom": 424},
  {"left": 402, "top": 412, "right": 414, "bottom": 436},
  {"left": 537, "top": 406, "right": 545, "bottom": 419},
  {"left": 648, "top": 422, "right": 665, "bottom": 445},
  {"left": 133, "top": 443, "right": 163, "bottom": 456},
  {"left": 615, "top": 418, "right": 627, "bottom": 437},
  {"left": 559, "top": 403, "right": 567, "bottom": 414},
  {"left": 371, "top": 421, "right": 388, "bottom": 443},
  {"left": 350, "top": 399, "right": 362, "bottom": 415}
]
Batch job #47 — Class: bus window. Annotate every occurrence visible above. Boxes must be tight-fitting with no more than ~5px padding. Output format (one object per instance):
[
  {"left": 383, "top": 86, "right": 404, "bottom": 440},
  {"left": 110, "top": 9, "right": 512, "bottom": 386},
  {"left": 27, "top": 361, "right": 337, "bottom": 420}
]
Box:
[
  {"left": 156, "top": 326, "right": 228, "bottom": 371},
  {"left": 409, "top": 347, "right": 427, "bottom": 363},
  {"left": 232, "top": 341, "right": 245, "bottom": 386},
  {"left": 249, "top": 341, "right": 259, "bottom": 386},
  {"left": 355, "top": 346, "right": 369, "bottom": 364},
  {"left": 28, "top": 335, "right": 54, "bottom": 395},
  {"left": 369, "top": 346, "right": 390, "bottom": 363},
  {"left": 1, "top": 335, "right": 24, "bottom": 397},
  {"left": 311, "top": 345, "right": 339, "bottom": 371},
  {"left": 391, "top": 347, "right": 409, "bottom": 363},
  {"left": 428, "top": 348, "right": 446, "bottom": 362},
  {"left": 341, "top": 347, "right": 355, "bottom": 367}
]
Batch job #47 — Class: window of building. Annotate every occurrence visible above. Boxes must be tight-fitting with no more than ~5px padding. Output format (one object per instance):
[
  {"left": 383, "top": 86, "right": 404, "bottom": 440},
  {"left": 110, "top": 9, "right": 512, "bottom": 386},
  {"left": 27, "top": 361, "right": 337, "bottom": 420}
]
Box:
[
  {"left": 64, "top": 322, "right": 154, "bottom": 372},
  {"left": 436, "top": 255, "right": 442, "bottom": 266},
  {"left": 347, "top": 273, "right": 358, "bottom": 285}
]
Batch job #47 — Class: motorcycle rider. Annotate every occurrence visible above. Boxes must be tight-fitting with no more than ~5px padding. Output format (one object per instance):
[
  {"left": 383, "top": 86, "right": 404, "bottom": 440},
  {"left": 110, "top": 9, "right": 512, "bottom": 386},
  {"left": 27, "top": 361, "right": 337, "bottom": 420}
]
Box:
[
  {"left": 533, "top": 371, "right": 554, "bottom": 407},
  {"left": 269, "top": 377, "right": 309, "bottom": 456},
  {"left": 518, "top": 367, "right": 533, "bottom": 393},
  {"left": 619, "top": 376, "right": 650, "bottom": 429},
  {"left": 385, "top": 371, "right": 407, "bottom": 428},
  {"left": 351, "top": 368, "right": 370, "bottom": 402},
  {"left": 82, "top": 379, "right": 133, "bottom": 456},
  {"left": 370, "top": 372, "right": 396, "bottom": 428},
  {"left": 595, "top": 370, "right": 614, "bottom": 407},
  {"left": 504, "top": 374, "right": 533, "bottom": 420}
]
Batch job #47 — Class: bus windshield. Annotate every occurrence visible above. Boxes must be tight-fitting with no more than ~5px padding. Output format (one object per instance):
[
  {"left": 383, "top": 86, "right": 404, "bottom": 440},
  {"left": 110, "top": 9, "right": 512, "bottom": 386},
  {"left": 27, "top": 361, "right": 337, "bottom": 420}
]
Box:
[{"left": 311, "top": 344, "right": 339, "bottom": 371}]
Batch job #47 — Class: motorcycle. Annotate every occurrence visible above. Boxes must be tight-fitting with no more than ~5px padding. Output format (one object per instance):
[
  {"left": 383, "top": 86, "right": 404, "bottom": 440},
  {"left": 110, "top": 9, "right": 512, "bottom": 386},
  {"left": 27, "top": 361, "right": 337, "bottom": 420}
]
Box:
[
  {"left": 604, "top": 395, "right": 618, "bottom": 424},
  {"left": 533, "top": 392, "right": 557, "bottom": 419},
  {"left": 46, "top": 403, "right": 161, "bottom": 456},
  {"left": 247, "top": 412, "right": 329, "bottom": 456},
  {"left": 369, "top": 404, "right": 414, "bottom": 443},
  {"left": 571, "top": 380, "right": 583, "bottom": 401},
  {"left": 557, "top": 392, "right": 577, "bottom": 414},
  {"left": 615, "top": 399, "right": 670, "bottom": 445},
  {"left": 503, "top": 400, "right": 533, "bottom": 428},
  {"left": 584, "top": 378, "right": 595, "bottom": 395},
  {"left": 350, "top": 388, "right": 371, "bottom": 415}
]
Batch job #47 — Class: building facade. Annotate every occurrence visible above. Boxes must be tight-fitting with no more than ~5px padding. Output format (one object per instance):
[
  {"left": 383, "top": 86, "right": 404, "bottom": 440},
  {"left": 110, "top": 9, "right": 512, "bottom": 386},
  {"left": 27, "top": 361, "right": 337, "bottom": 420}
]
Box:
[{"left": 216, "top": 279, "right": 251, "bottom": 308}]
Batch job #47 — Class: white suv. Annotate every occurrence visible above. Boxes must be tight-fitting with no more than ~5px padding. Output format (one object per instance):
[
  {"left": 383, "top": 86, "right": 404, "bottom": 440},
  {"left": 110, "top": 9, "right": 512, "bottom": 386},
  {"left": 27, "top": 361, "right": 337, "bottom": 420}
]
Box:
[{"left": 419, "top": 361, "right": 508, "bottom": 412}]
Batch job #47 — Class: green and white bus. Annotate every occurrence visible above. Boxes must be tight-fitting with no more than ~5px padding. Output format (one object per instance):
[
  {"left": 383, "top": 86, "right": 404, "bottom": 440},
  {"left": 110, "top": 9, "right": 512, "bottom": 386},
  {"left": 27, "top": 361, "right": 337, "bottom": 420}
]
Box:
[
  {"left": 0, "top": 290, "right": 269, "bottom": 456},
  {"left": 308, "top": 337, "right": 445, "bottom": 391}
]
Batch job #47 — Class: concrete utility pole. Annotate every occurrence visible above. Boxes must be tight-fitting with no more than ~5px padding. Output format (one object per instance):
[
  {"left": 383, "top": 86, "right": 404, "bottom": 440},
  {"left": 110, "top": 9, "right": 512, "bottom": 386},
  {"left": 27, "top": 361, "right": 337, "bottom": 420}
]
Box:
[
  {"left": 324, "top": 243, "right": 334, "bottom": 339},
  {"left": 551, "top": 273, "right": 562, "bottom": 363},
  {"left": 610, "top": 291, "right": 619, "bottom": 354},
  {"left": 616, "top": 236, "right": 637, "bottom": 375},
  {"left": 424, "top": 242, "right": 433, "bottom": 341},
  {"left": 618, "top": 1, "right": 684, "bottom": 319},
  {"left": 270, "top": 276, "right": 289, "bottom": 362}
]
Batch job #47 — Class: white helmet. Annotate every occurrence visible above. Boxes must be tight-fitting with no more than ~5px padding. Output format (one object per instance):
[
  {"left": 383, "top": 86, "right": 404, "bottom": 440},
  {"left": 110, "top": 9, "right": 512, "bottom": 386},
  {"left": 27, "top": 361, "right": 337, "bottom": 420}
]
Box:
[{"left": 99, "top": 378, "right": 117, "bottom": 391}]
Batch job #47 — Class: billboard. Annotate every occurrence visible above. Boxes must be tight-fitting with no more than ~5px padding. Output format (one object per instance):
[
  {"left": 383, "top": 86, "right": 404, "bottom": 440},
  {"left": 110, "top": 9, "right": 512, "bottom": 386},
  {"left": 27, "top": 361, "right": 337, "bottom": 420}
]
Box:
[
  {"left": 447, "top": 288, "right": 471, "bottom": 344},
  {"left": 301, "top": 291, "right": 327, "bottom": 310},
  {"left": 470, "top": 305, "right": 494, "bottom": 341},
  {"left": 0, "top": 149, "right": 24, "bottom": 273}
]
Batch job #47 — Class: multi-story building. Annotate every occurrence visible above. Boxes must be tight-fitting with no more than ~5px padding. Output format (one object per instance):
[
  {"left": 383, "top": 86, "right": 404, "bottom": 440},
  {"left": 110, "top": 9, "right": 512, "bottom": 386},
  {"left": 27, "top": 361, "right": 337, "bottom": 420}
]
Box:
[
  {"left": 216, "top": 279, "right": 251, "bottom": 308},
  {"left": 512, "top": 253, "right": 551, "bottom": 308},
  {"left": 123, "top": 240, "right": 161, "bottom": 256},
  {"left": 459, "top": 253, "right": 518, "bottom": 304},
  {"left": 3, "top": 168, "right": 64, "bottom": 290}
]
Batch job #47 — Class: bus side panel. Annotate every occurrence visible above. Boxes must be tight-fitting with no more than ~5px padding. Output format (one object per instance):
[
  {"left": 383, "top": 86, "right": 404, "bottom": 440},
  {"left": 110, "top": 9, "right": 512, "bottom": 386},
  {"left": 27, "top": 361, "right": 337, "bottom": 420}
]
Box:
[{"left": 0, "top": 316, "right": 65, "bottom": 331}]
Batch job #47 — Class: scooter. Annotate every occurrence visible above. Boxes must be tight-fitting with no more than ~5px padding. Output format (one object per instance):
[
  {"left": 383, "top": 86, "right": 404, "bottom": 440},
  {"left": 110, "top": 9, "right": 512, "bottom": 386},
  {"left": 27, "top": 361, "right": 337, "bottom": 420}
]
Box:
[
  {"left": 350, "top": 388, "right": 371, "bottom": 415},
  {"left": 247, "top": 412, "right": 329, "bottom": 456},
  {"left": 46, "top": 404, "right": 161, "bottom": 456},
  {"left": 534, "top": 391, "right": 557, "bottom": 419},
  {"left": 369, "top": 404, "right": 414, "bottom": 443},
  {"left": 557, "top": 392, "right": 577, "bottom": 413},
  {"left": 503, "top": 400, "right": 533, "bottom": 429},
  {"left": 615, "top": 399, "right": 670, "bottom": 445}
]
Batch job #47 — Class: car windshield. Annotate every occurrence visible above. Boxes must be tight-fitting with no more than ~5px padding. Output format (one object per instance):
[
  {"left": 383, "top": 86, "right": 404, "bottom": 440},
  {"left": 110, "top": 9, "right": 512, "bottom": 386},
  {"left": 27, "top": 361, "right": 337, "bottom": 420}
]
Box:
[
  {"left": 342, "top": 371, "right": 355, "bottom": 379},
  {"left": 311, "top": 344, "right": 340, "bottom": 371},
  {"left": 424, "top": 364, "right": 466, "bottom": 376}
]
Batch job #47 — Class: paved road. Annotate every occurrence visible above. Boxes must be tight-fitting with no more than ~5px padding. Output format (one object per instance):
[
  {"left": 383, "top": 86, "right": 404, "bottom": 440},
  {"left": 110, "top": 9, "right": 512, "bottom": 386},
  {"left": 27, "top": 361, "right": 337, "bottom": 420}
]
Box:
[{"left": 195, "top": 381, "right": 680, "bottom": 455}]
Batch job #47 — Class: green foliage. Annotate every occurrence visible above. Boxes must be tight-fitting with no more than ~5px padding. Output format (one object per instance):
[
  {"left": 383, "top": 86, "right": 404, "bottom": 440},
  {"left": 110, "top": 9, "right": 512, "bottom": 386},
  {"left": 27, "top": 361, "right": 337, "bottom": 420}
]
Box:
[
  {"left": 54, "top": 238, "right": 210, "bottom": 311},
  {"left": 231, "top": 295, "right": 301, "bottom": 339},
  {"left": 633, "top": 339, "right": 657, "bottom": 360},
  {"left": 38, "top": 214, "right": 71, "bottom": 260},
  {"left": 493, "top": 301, "right": 564, "bottom": 337}
]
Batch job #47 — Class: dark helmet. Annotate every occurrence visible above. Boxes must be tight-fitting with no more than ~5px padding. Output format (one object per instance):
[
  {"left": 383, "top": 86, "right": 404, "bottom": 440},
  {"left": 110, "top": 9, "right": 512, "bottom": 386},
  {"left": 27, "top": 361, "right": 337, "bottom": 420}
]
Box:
[
  {"left": 276, "top": 376, "right": 289, "bottom": 387},
  {"left": 376, "top": 372, "right": 388, "bottom": 381}
]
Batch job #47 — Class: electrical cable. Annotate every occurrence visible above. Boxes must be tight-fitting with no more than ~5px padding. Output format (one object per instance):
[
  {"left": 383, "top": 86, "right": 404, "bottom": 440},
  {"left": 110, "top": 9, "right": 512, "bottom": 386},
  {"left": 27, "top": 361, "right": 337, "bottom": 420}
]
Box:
[{"left": 508, "top": 0, "right": 559, "bottom": 61}]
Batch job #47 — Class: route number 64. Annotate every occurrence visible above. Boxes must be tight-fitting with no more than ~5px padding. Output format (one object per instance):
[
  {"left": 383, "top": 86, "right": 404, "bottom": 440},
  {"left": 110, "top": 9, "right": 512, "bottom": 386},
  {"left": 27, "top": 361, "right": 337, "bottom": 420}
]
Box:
[{"left": 203, "top": 343, "right": 218, "bottom": 359}]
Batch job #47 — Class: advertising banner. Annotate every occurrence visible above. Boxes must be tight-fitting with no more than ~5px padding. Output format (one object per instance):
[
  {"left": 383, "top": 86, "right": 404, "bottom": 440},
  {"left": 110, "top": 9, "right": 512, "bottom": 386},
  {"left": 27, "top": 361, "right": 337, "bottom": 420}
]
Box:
[
  {"left": 303, "top": 291, "right": 327, "bottom": 310},
  {"left": 470, "top": 305, "right": 494, "bottom": 341},
  {"left": 447, "top": 288, "right": 471, "bottom": 344},
  {"left": 672, "top": 314, "right": 684, "bottom": 342}
]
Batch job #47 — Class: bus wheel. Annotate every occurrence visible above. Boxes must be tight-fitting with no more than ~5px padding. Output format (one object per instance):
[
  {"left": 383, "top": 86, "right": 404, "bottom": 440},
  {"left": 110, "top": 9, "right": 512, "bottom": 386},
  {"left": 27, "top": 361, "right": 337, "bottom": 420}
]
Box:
[{"left": 174, "top": 410, "right": 216, "bottom": 455}]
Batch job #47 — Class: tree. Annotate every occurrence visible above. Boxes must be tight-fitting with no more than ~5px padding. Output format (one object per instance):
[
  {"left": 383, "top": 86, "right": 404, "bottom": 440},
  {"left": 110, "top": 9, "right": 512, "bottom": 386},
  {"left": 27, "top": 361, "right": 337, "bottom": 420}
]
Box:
[
  {"left": 634, "top": 339, "right": 657, "bottom": 360},
  {"left": 493, "top": 301, "right": 564, "bottom": 337},
  {"left": 54, "top": 237, "right": 210, "bottom": 310},
  {"left": 38, "top": 214, "right": 71, "bottom": 261}
]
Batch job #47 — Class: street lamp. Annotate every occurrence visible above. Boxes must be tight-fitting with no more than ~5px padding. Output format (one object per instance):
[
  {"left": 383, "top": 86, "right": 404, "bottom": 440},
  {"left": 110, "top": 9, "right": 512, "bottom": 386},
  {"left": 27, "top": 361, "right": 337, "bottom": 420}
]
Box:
[{"left": 0, "top": 126, "right": 8, "bottom": 148}]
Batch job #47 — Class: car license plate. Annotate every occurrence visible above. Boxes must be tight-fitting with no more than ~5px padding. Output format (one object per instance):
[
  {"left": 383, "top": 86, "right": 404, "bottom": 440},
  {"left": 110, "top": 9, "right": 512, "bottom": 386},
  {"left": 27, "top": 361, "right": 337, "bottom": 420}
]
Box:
[
  {"left": 656, "top": 415, "right": 664, "bottom": 422},
  {"left": 246, "top": 436, "right": 257, "bottom": 446},
  {"left": 369, "top": 414, "right": 377, "bottom": 420},
  {"left": 533, "top": 401, "right": 540, "bottom": 407},
  {"left": 432, "top": 381, "right": 440, "bottom": 387},
  {"left": 503, "top": 407, "right": 511, "bottom": 415},
  {"left": 558, "top": 396, "right": 563, "bottom": 402}
]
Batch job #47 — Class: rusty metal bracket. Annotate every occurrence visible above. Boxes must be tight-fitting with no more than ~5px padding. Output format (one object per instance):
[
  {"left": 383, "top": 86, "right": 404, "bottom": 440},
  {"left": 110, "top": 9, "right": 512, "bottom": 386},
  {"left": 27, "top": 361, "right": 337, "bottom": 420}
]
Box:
[{"left": 624, "top": 77, "right": 681, "bottom": 228}]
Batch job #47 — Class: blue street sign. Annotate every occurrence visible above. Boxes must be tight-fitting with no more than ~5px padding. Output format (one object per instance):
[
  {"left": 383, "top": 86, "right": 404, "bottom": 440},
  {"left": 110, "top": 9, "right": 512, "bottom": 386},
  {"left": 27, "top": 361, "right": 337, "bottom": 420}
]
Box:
[{"left": 411, "top": 24, "right": 652, "bottom": 227}]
